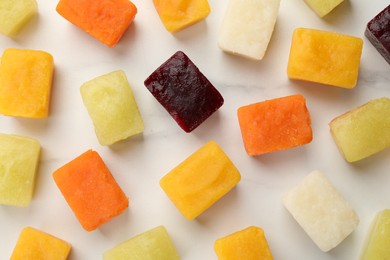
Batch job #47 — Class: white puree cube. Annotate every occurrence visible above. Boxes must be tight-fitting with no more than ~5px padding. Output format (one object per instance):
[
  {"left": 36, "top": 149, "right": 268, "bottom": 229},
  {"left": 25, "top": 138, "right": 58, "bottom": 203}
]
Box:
[
  {"left": 283, "top": 170, "right": 359, "bottom": 252},
  {"left": 218, "top": 0, "right": 280, "bottom": 60}
]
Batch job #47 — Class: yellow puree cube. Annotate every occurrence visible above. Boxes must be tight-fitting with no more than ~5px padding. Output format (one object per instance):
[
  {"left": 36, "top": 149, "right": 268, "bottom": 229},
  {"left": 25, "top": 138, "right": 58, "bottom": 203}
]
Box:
[
  {"left": 303, "top": 0, "right": 344, "bottom": 17},
  {"left": 0, "top": 48, "right": 54, "bottom": 118},
  {"left": 0, "top": 0, "right": 37, "bottom": 36},
  {"left": 160, "top": 141, "right": 241, "bottom": 220},
  {"left": 10, "top": 227, "right": 71, "bottom": 260},
  {"left": 287, "top": 28, "right": 363, "bottom": 88},
  {"left": 214, "top": 226, "right": 273, "bottom": 260}
]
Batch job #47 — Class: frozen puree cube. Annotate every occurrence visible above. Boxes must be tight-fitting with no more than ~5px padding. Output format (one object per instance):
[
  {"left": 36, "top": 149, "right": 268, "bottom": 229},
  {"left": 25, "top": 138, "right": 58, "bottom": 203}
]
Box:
[
  {"left": 329, "top": 97, "right": 390, "bottom": 162},
  {"left": 0, "top": 134, "right": 40, "bottom": 207},
  {"left": 360, "top": 209, "right": 390, "bottom": 260},
  {"left": 103, "top": 226, "right": 180, "bottom": 260},
  {"left": 303, "top": 0, "right": 344, "bottom": 17},
  {"left": 160, "top": 141, "right": 241, "bottom": 220},
  {"left": 10, "top": 227, "right": 71, "bottom": 260},
  {"left": 218, "top": 0, "right": 280, "bottom": 60},
  {"left": 237, "top": 94, "right": 312, "bottom": 156},
  {"left": 144, "top": 51, "right": 224, "bottom": 133},
  {"left": 0, "top": 48, "right": 54, "bottom": 118},
  {"left": 283, "top": 170, "right": 359, "bottom": 252},
  {"left": 365, "top": 5, "right": 390, "bottom": 65},
  {"left": 52, "top": 150, "right": 128, "bottom": 231},
  {"left": 287, "top": 28, "right": 363, "bottom": 88},
  {"left": 80, "top": 70, "right": 144, "bottom": 146},
  {"left": 214, "top": 226, "right": 273, "bottom": 260},
  {"left": 0, "top": 0, "right": 37, "bottom": 36},
  {"left": 153, "top": 0, "right": 210, "bottom": 32}
]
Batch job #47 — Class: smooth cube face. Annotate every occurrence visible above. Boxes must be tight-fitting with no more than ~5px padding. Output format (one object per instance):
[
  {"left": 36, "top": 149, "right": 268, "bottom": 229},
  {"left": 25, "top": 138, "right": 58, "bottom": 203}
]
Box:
[
  {"left": 144, "top": 51, "right": 224, "bottom": 133},
  {"left": 218, "top": 0, "right": 280, "bottom": 60},
  {"left": 0, "top": 0, "right": 37, "bottom": 36},
  {"left": 365, "top": 5, "right": 390, "bottom": 65},
  {"left": 81, "top": 70, "right": 144, "bottom": 146},
  {"left": 0, "top": 134, "right": 40, "bottom": 207},
  {"left": 160, "top": 141, "right": 241, "bottom": 220},
  {"left": 103, "top": 226, "right": 180, "bottom": 260},
  {"left": 237, "top": 94, "right": 312, "bottom": 156},
  {"left": 283, "top": 171, "right": 359, "bottom": 252},
  {"left": 303, "top": 0, "right": 344, "bottom": 17},
  {"left": 287, "top": 28, "right": 363, "bottom": 88},
  {"left": 0, "top": 48, "right": 54, "bottom": 118},
  {"left": 153, "top": 0, "right": 210, "bottom": 32},
  {"left": 214, "top": 226, "right": 273, "bottom": 260},
  {"left": 10, "top": 227, "right": 71, "bottom": 260},
  {"left": 329, "top": 97, "right": 390, "bottom": 162},
  {"left": 52, "top": 150, "right": 129, "bottom": 231}
]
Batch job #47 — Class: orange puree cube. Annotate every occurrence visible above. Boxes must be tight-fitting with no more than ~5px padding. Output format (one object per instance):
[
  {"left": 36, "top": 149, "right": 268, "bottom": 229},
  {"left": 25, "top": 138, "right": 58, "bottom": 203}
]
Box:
[
  {"left": 214, "top": 226, "right": 273, "bottom": 260},
  {"left": 52, "top": 150, "right": 128, "bottom": 231},
  {"left": 153, "top": 0, "right": 210, "bottom": 32},
  {"left": 160, "top": 141, "right": 241, "bottom": 220},
  {"left": 0, "top": 48, "right": 54, "bottom": 118},
  {"left": 287, "top": 28, "right": 363, "bottom": 88},
  {"left": 10, "top": 227, "right": 71, "bottom": 260}
]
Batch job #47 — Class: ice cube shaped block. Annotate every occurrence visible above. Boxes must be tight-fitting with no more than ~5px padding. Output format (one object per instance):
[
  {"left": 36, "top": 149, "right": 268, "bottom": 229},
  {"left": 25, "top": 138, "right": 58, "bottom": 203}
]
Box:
[
  {"left": 360, "top": 209, "right": 390, "bottom": 260},
  {"left": 80, "top": 70, "right": 144, "bottom": 146},
  {"left": 0, "top": 134, "right": 40, "bottom": 207},
  {"left": 153, "top": 0, "right": 210, "bottom": 32},
  {"left": 10, "top": 227, "right": 71, "bottom": 260},
  {"left": 329, "top": 97, "right": 390, "bottom": 162},
  {"left": 56, "top": 0, "right": 137, "bottom": 47},
  {"left": 0, "top": 0, "right": 37, "bottom": 36},
  {"left": 160, "top": 141, "right": 241, "bottom": 220},
  {"left": 0, "top": 48, "right": 54, "bottom": 118},
  {"left": 365, "top": 5, "right": 390, "bottom": 65},
  {"left": 287, "top": 28, "right": 363, "bottom": 88},
  {"left": 283, "top": 171, "right": 359, "bottom": 252},
  {"left": 103, "top": 226, "right": 180, "bottom": 260},
  {"left": 144, "top": 51, "right": 224, "bottom": 133},
  {"left": 218, "top": 0, "right": 280, "bottom": 60},
  {"left": 303, "top": 0, "right": 344, "bottom": 17},
  {"left": 52, "top": 150, "right": 128, "bottom": 231},
  {"left": 237, "top": 94, "right": 312, "bottom": 156},
  {"left": 214, "top": 226, "right": 273, "bottom": 260}
]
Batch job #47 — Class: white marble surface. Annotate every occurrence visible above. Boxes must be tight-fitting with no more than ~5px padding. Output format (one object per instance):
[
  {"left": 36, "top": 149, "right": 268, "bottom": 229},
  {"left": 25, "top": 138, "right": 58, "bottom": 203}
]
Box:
[{"left": 1, "top": 0, "right": 389, "bottom": 259}]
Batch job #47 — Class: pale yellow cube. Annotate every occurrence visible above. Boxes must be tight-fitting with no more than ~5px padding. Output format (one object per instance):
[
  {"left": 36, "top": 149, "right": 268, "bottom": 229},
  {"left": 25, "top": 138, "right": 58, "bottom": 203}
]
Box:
[
  {"left": 303, "top": 0, "right": 344, "bottom": 17},
  {"left": 0, "top": 0, "right": 37, "bottom": 36}
]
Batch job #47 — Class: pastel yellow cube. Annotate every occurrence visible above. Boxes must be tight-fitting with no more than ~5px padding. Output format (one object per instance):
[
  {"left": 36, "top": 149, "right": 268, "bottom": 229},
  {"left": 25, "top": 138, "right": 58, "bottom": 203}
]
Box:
[
  {"left": 160, "top": 141, "right": 241, "bottom": 220},
  {"left": 0, "top": 48, "right": 54, "bottom": 118},
  {"left": 10, "top": 227, "right": 71, "bottom": 260},
  {"left": 287, "top": 28, "right": 363, "bottom": 88},
  {"left": 0, "top": 0, "right": 37, "bottom": 36},
  {"left": 303, "top": 0, "right": 344, "bottom": 17}
]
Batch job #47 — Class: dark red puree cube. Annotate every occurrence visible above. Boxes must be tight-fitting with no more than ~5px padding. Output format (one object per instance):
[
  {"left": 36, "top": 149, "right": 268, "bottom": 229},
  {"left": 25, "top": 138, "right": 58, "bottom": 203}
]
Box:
[
  {"left": 144, "top": 51, "right": 224, "bottom": 132},
  {"left": 365, "top": 5, "right": 390, "bottom": 65}
]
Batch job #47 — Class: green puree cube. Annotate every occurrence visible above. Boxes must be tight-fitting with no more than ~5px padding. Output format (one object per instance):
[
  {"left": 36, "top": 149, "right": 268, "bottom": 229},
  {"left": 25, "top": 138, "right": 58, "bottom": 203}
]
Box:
[
  {"left": 0, "top": 134, "right": 40, "bottom": 206},
  {"left": 103, "top": 226, "right": 180, "bottom": 260},
  {"left": 303, "top": 0, "right": 344, "bottom": 17},
  {"left": 81, "top": 70, "right": 144, "bottom": 146},
  {"left": 0, "top": 0, "right": 37, "bottom": 36}
]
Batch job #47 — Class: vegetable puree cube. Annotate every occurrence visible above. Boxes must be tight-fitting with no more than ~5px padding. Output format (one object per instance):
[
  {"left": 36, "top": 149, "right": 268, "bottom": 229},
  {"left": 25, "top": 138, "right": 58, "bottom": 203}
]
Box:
[
  {"left": 303, "top": 0, "right": 344, "bottom": 17},
  {"left": 0, "top": 48, "right": 54, "bottom": 118},
  {"left": 283, "top": 170, "right": 359, "bottom": 252},
  {"left": 287, "top": 28, "right": 363, "bottom": 88},
  {"left": 80, "top": 70, "right": 144, "bottom": 146},
  {"left": 103, "top": 226, "right": 180, "bottom": 260},
  {"left": 0, "top": 0, "right": 37, "bottom": 36},
  {"left": 52, "top": 150, "right": 129, "bottom": 231},
  {"left": 329, "top": 97, "right": 390, "bottom": 162},
  {"left": 160, "top": 141, "right": 241, "bottom": 220},
  {"left": 153, "top": 0, "right": 210, "bottom": 32},
  {"left": 0, "top": 134, "right": 40, "bottom": 207},
  {"left": 237, "top": 94, "right": 312, "bottom": 156},
  {"left": 218, "top": 0, "right": 280, "bottom": 60},
  {"left": 10, "top": 227, "right": 71, "bottom": 260},
  {"left": 56, "top": 0, "right": 137, "bottom": 47},
  {"left": 214, "top": 226, "right": 273, "bottom": 260},
  {"left": 144, "top": 51, "right": 224, "bottom": 133},
  {"left": 360, "top": 209, "right": 390, "bottom": 260}
]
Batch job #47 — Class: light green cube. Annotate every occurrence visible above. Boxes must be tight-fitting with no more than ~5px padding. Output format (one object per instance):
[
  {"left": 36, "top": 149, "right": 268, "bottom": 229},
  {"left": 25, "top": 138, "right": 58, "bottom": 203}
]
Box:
[
  {"left": 303, "top": 0, "right": 344, "bottom": 17},
  {"left": 80, "top": 70, "right": 144, "bottom": 146},
  {"left": 103, "top": 226, "right": 180, "bottom": 260},
  {"left": 0, "top": 134, "right": 40, "bottom": 206},
  {"left": 0, "top": 0, "right": 37, "bottom": 36}
]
